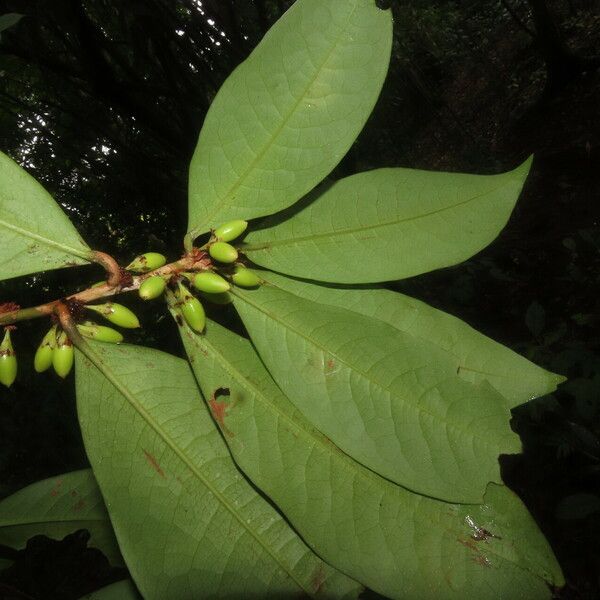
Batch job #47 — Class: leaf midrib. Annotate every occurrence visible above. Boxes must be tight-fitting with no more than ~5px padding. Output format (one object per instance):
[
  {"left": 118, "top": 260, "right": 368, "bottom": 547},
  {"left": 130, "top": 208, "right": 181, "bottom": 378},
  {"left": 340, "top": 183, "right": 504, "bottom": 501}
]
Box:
[
  {"left": 189, "top": 0, "right": 361, "bottom": 237},
  {"left": 184, "top": 321, "right": 535, "bottom": 578},
  {"left": 244, "top": 179, "right": 514, "bottom": 251},
  {"left": 76, "top": 344, "right": 314, "bottom": 597},
  {"left": 231, "top": 287, "right": 512, "bottom": 467},
  {"left": 0, "top": 216, "right": 91, "bottom": 261}
]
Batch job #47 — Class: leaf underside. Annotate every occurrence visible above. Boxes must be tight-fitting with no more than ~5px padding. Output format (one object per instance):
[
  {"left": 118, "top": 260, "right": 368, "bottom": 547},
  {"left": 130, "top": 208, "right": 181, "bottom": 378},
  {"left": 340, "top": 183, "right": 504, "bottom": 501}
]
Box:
[
  {"left": 0, "top": 150, "right": 91, "bottom": 281},
  {"left": 258, "top": 271, "right": 565, "bottom": 407},
  {"left": 175, "top": 316, "right": 563, "bottom": 600},
  {"left": 231, "top": 284, "right": 520, "bottom": 503},
  {"left": 0, "top": 469, "right": 123, "bottom": 567},
  {"left": 187, "top": 0, "right": 392, "bottom": 238},
  {"left": 244, "top": 159, "right": 532, "bottom": 283},
  {"left": 74, "top": 341, "right": 362, "bottom": 600}
]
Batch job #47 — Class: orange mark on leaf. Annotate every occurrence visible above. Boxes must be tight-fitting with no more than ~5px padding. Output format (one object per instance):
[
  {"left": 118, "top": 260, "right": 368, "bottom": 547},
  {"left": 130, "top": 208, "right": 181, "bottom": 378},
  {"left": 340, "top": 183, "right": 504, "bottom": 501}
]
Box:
[
  {"left": 143, "top": 449, "right": 166, "bottom": 478},
  {"left": 209, "top": 388, "right": 234, "bottom": 438},
  {"left": 50, "top": 479, "right": 63, "bottom": 497},
  {"left": 310, "top": 565, "right": 326, "bottom": 594},
  {"left": 73, "top": 498, "right": 87, "bottom": 512}
]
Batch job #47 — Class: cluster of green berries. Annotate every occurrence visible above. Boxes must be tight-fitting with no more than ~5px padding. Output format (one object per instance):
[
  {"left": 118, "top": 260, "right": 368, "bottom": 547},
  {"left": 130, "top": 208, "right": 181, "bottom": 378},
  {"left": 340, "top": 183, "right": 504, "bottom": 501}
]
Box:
[
  {"left": 174, "top": 220, "right": 261, "bottom": 333},
  {"left": 1, "top": 220, "right": 260, "bottom": 387}
]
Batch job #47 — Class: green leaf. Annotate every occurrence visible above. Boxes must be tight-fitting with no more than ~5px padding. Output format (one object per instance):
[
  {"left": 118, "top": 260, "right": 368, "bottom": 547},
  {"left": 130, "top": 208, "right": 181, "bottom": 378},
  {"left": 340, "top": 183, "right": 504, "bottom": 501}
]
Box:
[
  {"left": 175, "top": 317, "right": 563, "bottom": 599},
  {"left": 78, "top": 580, "right": 141, "bottom": 600},
  {"left": 231, "top": 284, "right": 520, "bottom": 503},
  {"left": 0, "top": 13, "right": 24, "bottom": 34},
  {"left": 74, "top": 342, "right": 362, "bottom": 600},
  {"left": 258, "top": 271, "right": 565, "bottom": 407},
  {"left": 0, "top": 150, "right": 92, "bottom": 281},
  {"left": 187, "top": 0, "right": 392, "bottom": 240},
  {"left": 0, "top": 469, "right": 123, "bottom": 567},
  {"left": 243, "top": 158, "right": 532, "bottom": 283}
]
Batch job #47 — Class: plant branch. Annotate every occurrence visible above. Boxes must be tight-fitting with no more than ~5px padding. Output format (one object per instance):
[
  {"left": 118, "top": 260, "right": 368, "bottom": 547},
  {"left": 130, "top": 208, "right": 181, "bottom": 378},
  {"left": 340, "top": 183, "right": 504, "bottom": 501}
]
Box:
[{"left": 0, "top": 251, "right": 212, "bottom": 327}]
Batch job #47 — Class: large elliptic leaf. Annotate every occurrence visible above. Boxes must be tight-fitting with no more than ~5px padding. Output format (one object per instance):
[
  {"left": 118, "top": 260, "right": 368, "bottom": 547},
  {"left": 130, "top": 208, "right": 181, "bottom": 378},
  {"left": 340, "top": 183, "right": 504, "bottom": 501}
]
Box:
[
  {"left": 0, "top": 150, "right": 92, "bottom": 281},
  {"left": 243, "top": 158, "right": 532, "bottom": 283},
  {"left": 258, "top": 271, "right": 565, "bottom": 406},
  {"left": 231, "top": 284, "right": 520, "bottom": 503},
  {"left": 187, "top": 0, "right": 392, "bottom": 241},
  {"left": 78, "top": 580, "right": 141, "bottom": 600},
  {"left": 0, "top": 469, "right": 123, "bottom": 566},
  {"left": 74, "top": 342, "right": 362, "bottom": 600},
  {"left": 174, "top": 317, "right": 563, "bottom": 600}
]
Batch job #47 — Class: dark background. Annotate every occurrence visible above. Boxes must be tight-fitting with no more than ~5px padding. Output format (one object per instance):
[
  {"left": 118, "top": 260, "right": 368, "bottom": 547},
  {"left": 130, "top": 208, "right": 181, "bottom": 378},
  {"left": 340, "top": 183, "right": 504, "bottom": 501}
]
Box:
[{"left": 0, "top": 0, "right": 599, "bottom": 598}]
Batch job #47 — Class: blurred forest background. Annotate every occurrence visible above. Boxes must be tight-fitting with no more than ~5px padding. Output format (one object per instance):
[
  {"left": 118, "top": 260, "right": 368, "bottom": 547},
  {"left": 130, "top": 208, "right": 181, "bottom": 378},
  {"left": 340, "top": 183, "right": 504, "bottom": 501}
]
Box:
[{"left": 0, "top": 0, "right": 598, "bottom": 598}]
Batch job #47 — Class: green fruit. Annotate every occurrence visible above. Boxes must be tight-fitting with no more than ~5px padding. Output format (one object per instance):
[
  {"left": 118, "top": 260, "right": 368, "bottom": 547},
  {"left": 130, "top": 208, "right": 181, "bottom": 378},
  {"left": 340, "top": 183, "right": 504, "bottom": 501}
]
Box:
[
  {"left": 214, "top": 220, "right": 248, "bottom": 242},
  {"left": 232, "top": 267, "right": 261, "bottom": 288},
  {"left": 0, "top": 329, "right": 17, "bottom": 387},
  {"left": 139, "top": 275, "right": 167, "bottom": 300},
  {"left": 209, "top": 242, "right": 238, "bottom": 264},
  {"left": 34, "top": 326, "right": 57, "bottom": 373},
  {"left": 77, "top": 322, "right": 124, "bottom": 344},
  {"left": 125, "top": 252, "right": 167, "bottom": 273},
  {"left": 193, "top": 272, "right": 230, "bottom": 294},
  {"left": 177, "top": 282, "right": 206, "bottom": 333},
  {"left": 87, "top": 302, "right": 140, "bottom": 329},
  {"left": 53, "top": 330, "right": 74, "bottom": 379}
]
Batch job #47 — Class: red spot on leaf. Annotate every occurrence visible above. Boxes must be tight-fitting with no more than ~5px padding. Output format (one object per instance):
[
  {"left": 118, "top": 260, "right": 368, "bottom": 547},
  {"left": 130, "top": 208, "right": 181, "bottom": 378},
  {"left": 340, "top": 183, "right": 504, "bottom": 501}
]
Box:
[
  {"left": 310, "top": 565, "right": 326, "bottom": 594},
  {"left": 73, "top": 499, "right": 87, "bottom": 512},
  {"left": 143, "top": 449, "right": 166, "bottom": 478},
  {"left": 50, "top": 479, "right": 63, "bottom": 497},
  {"left": 209, "top": 388, "right": 234, "bottom": 438}
]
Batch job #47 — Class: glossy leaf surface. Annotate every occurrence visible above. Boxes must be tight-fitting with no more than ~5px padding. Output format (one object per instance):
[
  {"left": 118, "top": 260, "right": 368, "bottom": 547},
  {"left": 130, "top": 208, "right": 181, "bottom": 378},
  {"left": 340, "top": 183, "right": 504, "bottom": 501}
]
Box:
[
  {"left": 74, "top": 342, "right": 362, "bottom": 600},
  {"left": 187, "top": 0, "right": 392, "bottom": 239},
  {"left": 0, "top": 150, "right": 91, "bottom": 281},
  {"left": 259, "top": 271, "right": 565, "bottom": 406},
  {"left": 244, "top": 159, "right": 532, "bottom": 283},
  {"left": 0, "top": 469, "right": 123, "bottom": 566},
  {"left": 232, "top": 284, "right": 520, "bottom": 503},
  {"left": 176, "top": 317, "right": 563, "bottom": 600}
]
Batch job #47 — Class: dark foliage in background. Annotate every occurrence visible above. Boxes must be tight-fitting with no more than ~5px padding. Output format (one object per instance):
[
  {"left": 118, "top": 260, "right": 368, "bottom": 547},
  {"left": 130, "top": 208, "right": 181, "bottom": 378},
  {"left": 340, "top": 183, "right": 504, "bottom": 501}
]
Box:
[{"left": 0, "top": 0, "right": 598, "bottom": 598}]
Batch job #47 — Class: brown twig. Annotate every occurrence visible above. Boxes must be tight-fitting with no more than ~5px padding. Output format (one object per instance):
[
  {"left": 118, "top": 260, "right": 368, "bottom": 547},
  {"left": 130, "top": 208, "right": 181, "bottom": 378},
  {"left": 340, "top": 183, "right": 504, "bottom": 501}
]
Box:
[{"left": 0, "top": 251, "right": 212, "bottom": 327}]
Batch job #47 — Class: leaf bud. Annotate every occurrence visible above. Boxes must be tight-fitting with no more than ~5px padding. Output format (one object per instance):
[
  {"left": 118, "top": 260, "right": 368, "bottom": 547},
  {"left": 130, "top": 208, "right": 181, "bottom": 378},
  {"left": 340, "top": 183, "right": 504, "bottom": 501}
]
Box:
[
  {"left": 34, "top": 325, "right": 57, "bottom": 373},
  {"left": 192, "top": 271, "right": 230, "bottom": 294},
  {"left": 177, "top": 282, "right": 206, "bottom": 333},
  {"left": 125, "top": 252, "right": 167, "bottom": 273},
  {"left": 87, "top": 302, "right": 140, "bottom": 329},
  {"left": 0, "top": 328, "right": 17, "bottom": 387},
  {"left": 209, "top": 242, "right": 238, "bottom": 264},
  {"left": 53, "top": 330, "right": 74, "bottom": 379},
  {"left": 214, "top": 220, "right": 248, "bottom": 243},
  {"left": 139, "top": 275, "right": 167, "bottom": 300},
  {"left": 77, "top": 322, "right": 124, "bottom": 344},
  {"left": 232, "top": 267, "right": 261, "bottom": 288}
]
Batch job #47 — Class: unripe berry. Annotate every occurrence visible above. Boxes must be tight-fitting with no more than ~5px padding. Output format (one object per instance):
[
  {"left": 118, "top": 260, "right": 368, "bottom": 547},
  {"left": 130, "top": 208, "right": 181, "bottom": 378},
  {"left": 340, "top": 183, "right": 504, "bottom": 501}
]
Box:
[
  {"left": 87, "top": 302, "right": 140, "bottom": 329},
  {"left": 77, "top": 322, "right": 124, "bottom": 344},
  {"left": 177, "top": 282, "right": 206, "bottom": 333},
  {"left": 214, "top": 220, "right": 248, "bottom": 243},
  {"left": 34, "top": 325, "right": 57, "bottom": 373},
  {"left": 125, "top": 252, "right": 167, "bottom": 273},
  {"left": 209, "top": 242, "right": 238, "bottom": 264},
  {"left": 193, "top": 272, "right": 230, "bottom": 294},
  {"left": 139, "top": 275, "right": 167, "bottom": 300},
  {"left": 53, "top": 330, "right": 74, "bottom": 379},
  {"left": 232, "top": 267, "right": 261, "bottom": 288},
  {"left": 0, "top": 329, "right": 17, "bottom": 387}
]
